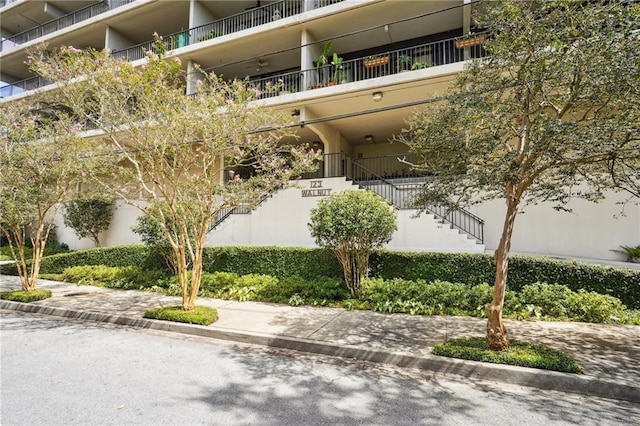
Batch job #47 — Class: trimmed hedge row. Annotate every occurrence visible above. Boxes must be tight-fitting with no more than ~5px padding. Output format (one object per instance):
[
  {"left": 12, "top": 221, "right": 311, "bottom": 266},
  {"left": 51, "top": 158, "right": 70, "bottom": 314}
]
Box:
[
  {"left": 370, "top": 251, "right": 640, "bottom": 308},
  {"left": 1, "top": 245, "right": 638, "bottom": 308},
  {"left": 0, "top": 245, "right": 166, "bottom": 276}
]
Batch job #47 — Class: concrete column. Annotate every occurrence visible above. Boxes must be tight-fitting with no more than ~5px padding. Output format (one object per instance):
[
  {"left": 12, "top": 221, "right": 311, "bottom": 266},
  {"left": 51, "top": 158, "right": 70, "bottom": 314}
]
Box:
[
  {"left": 463, "top": 0, "right": 472, "bottom": 61},
  {"left": 43, "top": 2, "right": 64, "bottom": 18},
  {"left": 105, "top": 26, "right": 133, "bottom": 52}
]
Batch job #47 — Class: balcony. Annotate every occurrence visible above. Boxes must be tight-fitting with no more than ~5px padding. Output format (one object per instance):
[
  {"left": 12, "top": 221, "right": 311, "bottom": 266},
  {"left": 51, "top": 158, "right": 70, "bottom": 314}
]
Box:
[
  {"left": 112, "top": 0, "right": 342, "bottom": 61},
  {"left": 0, "top": 0, "right": 136, "bottom": 52},
  {"left": 1, "top": 32, "right": 486, "bottom": 100},
  {"left": 247, "top": 33, "right": 487, "bottom": 99}
]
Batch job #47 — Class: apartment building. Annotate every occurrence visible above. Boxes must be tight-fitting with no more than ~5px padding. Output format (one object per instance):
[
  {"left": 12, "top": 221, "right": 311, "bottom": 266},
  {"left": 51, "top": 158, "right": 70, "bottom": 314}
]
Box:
[{"left": 1, "top": 0, "right": 638, "bottom": 262}]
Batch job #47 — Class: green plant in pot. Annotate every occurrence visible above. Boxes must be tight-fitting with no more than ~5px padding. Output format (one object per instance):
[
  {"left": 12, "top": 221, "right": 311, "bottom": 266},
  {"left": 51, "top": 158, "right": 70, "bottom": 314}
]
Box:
[
  {"left": 398, "top": 54, "right": 412, "bottom": 72},
  {"left": 313, "top": 41, "right": 333, "bottom": 87},
  {"left": 332, "top": 52, "right": 347, "bottom": 84},
  {"left": 411, "top": 61, "right": 430, "bottom": 70},
  {"left": 611, "top": 244, "right": 640, "bottom": 263}
]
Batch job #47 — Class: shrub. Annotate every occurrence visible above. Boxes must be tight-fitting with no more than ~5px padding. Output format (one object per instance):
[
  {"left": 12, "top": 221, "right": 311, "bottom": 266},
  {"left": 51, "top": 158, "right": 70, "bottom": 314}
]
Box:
[
  {"left": 143, "top": 306, "right": 218, "bottom": 325},
  {"left": 63, "top": 194, "right": 115, "bottom": 247},
  {"left": 309, "top": 190, "right": 397, "bottom": 296},
  {"left": 565, "top": 290, "right": 627, "bottom": 323},
  {"left": 519, "top": 283, "right": 574, "bottom": 319},
  {"left": 61, "top": 265, "right": 155, "bottom": 289},
  {"left": 432, "top": 337, "right": 583, "bottom": 374},
  {"left": 0, "top": 289, "right": 52, "bottom": 302},
  {"left": 0, "top": 245, "right": 166, "bottom": 276}
]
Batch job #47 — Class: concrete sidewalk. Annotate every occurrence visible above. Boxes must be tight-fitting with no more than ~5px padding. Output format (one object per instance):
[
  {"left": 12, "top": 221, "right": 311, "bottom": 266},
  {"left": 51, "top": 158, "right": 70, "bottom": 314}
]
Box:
[{"left": 1, "top": 275, "right": 639, "bottom": 403}]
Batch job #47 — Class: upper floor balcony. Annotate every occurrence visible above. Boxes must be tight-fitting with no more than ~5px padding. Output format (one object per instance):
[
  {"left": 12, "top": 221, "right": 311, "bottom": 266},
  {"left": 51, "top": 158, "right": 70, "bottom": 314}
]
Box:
[
  {"left": 0, "top": 31, "right": 486, "bottom": 99},
  {"left": 0, "top": 0, "right": 137, "bottom": 53}
]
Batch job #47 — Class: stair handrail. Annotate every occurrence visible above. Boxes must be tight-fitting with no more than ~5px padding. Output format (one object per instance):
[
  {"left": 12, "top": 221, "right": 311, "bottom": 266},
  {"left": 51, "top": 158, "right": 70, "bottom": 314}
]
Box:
[{"left": 351, "top": 159, "right": 484, "bottom": 243}]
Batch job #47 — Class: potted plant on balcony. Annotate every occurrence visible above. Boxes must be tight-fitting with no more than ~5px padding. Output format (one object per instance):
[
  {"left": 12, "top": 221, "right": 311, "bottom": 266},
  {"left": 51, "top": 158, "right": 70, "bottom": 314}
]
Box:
[
  {"left": 313, "top": 41, "right": 333, "bottom": 88},
  {"left": 397, "top": 54, "right": 412, "bottom": 72},
  {"left": 330, "top": 52, "right": 348, "bottom": 85},
  {"left": 364, "top": 55, "right": 389, "bottom": 68},
  {"left": 411, "top": 61, "right": 430, "bottom": 70},
  {"left": 455, "top": 33, "right": 486, "bottom": 49}
]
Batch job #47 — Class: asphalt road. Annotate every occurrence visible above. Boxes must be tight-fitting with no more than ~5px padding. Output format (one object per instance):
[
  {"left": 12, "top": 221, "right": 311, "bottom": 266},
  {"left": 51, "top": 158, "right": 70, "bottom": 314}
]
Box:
[{"left": 1, "top": 310, "right": 638, "bottom": 426}]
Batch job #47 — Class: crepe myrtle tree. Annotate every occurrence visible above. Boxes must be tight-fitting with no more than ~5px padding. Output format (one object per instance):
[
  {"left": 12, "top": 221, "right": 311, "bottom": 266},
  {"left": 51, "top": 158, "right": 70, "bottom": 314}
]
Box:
[
  {"left": 30, "top": 39, "right": 319, "bottom": 311},
  {"left": 394, "top": 0, "right": 640, "bottom": 349},
  {"left": 63, "top": 193, "right": 116, "bottom": 247},
  {"left": 308, "top": 190, "right": 397, "bottom": 296},
  {"left": 0, "top": 97, "right": 91, "bottom": 291}
]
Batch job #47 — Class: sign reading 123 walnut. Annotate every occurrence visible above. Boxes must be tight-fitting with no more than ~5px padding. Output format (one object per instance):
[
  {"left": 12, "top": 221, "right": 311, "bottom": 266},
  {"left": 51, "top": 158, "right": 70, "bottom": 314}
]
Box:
[{"left": 301, "top": 180, "right": 331, "bottom": 197}]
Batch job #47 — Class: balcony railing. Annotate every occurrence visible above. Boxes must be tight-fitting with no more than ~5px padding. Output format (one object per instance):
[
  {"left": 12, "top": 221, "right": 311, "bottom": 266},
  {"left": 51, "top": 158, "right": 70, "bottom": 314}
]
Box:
[
  {"left": 0, "top": 76, "right": 50, "bottom": 98},
  {"left": 112, "top": 0, "right": 328, "bottom": 61},
  {"left": 0, "top": 0, "right": 136, "bottom": 52}
]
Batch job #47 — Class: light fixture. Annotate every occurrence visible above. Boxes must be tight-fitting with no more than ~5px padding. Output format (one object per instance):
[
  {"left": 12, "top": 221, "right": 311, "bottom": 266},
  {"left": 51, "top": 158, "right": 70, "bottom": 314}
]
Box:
[
  {"left": 364, "top": 135, "right": 374, "bottom": 142},
  {"left": 372, "top": 91, "right": 383, "bottom": 101}
]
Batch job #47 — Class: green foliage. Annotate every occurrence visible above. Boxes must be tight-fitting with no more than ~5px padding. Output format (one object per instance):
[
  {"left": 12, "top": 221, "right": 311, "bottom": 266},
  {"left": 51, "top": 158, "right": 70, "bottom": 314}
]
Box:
[
  {"left": 143, "top": 305, "right": 218, "bottom": 325},
  {"left": 432, "top": 337, "right": 583, "bottom": 374},
  {"left": 309, "top": 190, "right": 397, "bottom": 296},
  {"left": 610, "top": 245, "right": 640, "bottom": 263},
  {"left": 3, "top": 245, "right": 639, "bottom": 310},
  {"left": 0, "top": 245, "right": 166, "bottom": 276},
  {"left": 0, "top": 289, "right": 52, "bottom": 302},
  {"left": 63, "top": 194, "right": 115, "bottom": 247}
]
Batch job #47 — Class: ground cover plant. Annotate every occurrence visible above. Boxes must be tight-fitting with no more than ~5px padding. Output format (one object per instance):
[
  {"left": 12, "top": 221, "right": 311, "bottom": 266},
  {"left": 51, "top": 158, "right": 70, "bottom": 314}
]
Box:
[
  {"left": 57, "top": 264, "right": 640, "bottom": 325},
  {"left": 0, "top": 289, "right": 52, "bottom": 303},
  {"left": 143, "top": 306, "right": 218, "bottom": 325},
  {"left": 432, "top": 337, "right": 583, "bottom": 374},
  {"left": 5, "top": 245, "right": 638, "bottom": 309}
]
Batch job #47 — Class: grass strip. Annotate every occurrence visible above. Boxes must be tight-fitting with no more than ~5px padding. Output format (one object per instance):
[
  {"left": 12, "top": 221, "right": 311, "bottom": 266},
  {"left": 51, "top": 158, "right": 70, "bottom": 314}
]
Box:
[
  {"left": 0, "top": 289, "right": 52, "bottom": 303},
  {"left": 432, "top": 337, "right": 583, "bottom": 374},
  {"left": 143, "top": 305, "right": 218, "bottom": 325}
]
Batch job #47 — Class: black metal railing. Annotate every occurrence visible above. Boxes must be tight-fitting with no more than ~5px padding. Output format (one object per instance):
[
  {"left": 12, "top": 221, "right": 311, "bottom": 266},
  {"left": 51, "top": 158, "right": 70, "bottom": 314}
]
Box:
[
  {"left": 210, "top": 193, "right": 271, "bottom": 230},
  {"left": 299, "top": 32, "right": 487, "bottom": 89},
  {"left": 301, "top": 152, "right": 348, "bottom": 179},
  {"left": 0, "top": 0, "right": 136, "bottom": 52},
  {"left": 350, "top": 158, "right": 484, "bottom": 243},
  {"left": 0, "top": 76, "right": 51, "bottom": 98},
  {"left": 112, "top": 0, "right": 318, "bottom": 61},
  {"left": 353, "top": 153, "right": 428, "bottom": 180}
]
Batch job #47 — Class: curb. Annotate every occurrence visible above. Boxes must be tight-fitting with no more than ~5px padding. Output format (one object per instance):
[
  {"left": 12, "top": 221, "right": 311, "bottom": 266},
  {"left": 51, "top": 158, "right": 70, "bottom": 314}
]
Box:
[{"left": 2, "top": 300, "right": 638, "bottom": 404}]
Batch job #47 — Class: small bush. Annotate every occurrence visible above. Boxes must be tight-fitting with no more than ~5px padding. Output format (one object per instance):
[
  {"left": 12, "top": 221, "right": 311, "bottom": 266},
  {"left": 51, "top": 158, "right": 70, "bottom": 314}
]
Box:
[
  {"left": 519, "top": 283, "right": 574, "bottom": 319},
  {"left": 143, "top": 306, "right": 218, "bottom": 325},
  {"left": 432, "top": 337, "right": 583, "bottom": 374},
  {"left": 565, "top": 290, "right": 626, "bottom": 323},
  {"left": 0, "top": 289, "right": 52, "bottom": 302}
]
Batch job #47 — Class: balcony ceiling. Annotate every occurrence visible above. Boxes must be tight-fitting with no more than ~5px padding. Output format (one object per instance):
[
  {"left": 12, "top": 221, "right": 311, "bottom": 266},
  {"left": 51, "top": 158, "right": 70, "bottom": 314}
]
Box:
[
  {"left": 1, "top": 0, "right": 96, "bottom": 36},
  {"left": 279, "top": 70, "right": 459, "bottom": 147}
]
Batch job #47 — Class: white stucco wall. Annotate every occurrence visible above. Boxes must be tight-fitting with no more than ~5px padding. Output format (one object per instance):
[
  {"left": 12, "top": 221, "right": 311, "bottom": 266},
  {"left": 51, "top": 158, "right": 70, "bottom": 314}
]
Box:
[
  {"left": 52, "top": 180, "right": 639, "bottom": 262},
  {"left": 55, "top": 200, "right": 143, "bottom": 250},
  {"left": 469, "top": 189, "right": 640, "bottom": 261}
]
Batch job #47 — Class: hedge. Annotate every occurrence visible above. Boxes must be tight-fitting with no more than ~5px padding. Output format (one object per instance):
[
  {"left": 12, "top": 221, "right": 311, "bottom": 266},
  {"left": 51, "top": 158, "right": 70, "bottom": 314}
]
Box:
[
  {"left": 0, "top": 245, "right": 166, "bottom": 276},
  {"left": 1, "top": 245, "right": 638, "bottom": 308},
  {"left": 370, "top": 251, "right": 640, "bottom": 308}
]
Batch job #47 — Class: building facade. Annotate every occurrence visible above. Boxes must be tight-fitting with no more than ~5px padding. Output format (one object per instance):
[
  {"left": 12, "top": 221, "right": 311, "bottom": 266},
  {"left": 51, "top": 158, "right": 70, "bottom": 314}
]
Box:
[{"left": 1, "top": 0, "right": 638, "bottom": 262}]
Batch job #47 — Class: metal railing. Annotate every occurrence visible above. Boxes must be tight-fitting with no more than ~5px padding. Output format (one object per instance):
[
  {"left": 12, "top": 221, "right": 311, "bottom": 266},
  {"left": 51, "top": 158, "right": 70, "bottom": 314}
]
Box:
[
  {"left": 112, "top": 0, "right": 311, "bottom": 61},
  {"left": 299, "top": 32, "right": 487, "bottom": 89},
  {"left": 0, "top": 1, "right": 136, "bottom": 52},
  {"left": 301, "top": 152, "right": 348, "bottom": 179},
  {"left": 0, "top": 76, "right": 51, "bottom": 98},
  {"left": 350, "top": 158, "right": 484, "bottom": 243},
  {"left": 353, "top": 153, "right": 426, "bottom": 180}
]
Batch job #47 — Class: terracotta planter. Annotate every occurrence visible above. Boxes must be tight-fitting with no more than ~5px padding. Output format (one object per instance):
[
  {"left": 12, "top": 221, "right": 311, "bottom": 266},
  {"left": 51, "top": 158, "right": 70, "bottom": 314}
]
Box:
[
  {"left": 364, "top": 56, "right": 389, "bottom": 68},
  {"left": 455, "top": 34, "right": 485, "bottom": 49}
]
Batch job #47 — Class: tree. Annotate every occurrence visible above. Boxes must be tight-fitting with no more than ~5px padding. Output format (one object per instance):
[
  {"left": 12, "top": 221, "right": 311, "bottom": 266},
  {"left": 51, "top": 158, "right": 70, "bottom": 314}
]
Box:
[
  {"left": 395, "top": 0, "right": 640, "bottom": 349},
  {"left": 308, "top": 190, "right": 397, "bottom": 296},
  {"left": 0, "top": 98, "right": 90, "bottom": 291},
  {"left": 63, "top": 194, "right": 116, "bottom": 247},
  {"left": 30, "top": 40, "right": 319, "bottom": 310}
]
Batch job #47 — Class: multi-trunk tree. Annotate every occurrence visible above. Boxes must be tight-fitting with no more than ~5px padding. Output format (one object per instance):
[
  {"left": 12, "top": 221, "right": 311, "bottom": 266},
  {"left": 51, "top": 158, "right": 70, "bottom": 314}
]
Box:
[
  {"left": 30, "top": 40, "right": 318, "bottom": 310},
  {"left": 0, "top": 98, "right": 91, "bottom": 290},
  {"left": 396, "top": 0, "right": 640, "bottom": 349}
]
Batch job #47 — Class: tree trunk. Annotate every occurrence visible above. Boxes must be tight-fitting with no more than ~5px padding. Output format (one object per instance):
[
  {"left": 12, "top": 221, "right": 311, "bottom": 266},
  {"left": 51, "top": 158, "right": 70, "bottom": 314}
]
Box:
[{"left": 486, "top": 188, "right": 521, "bottom": 351}]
